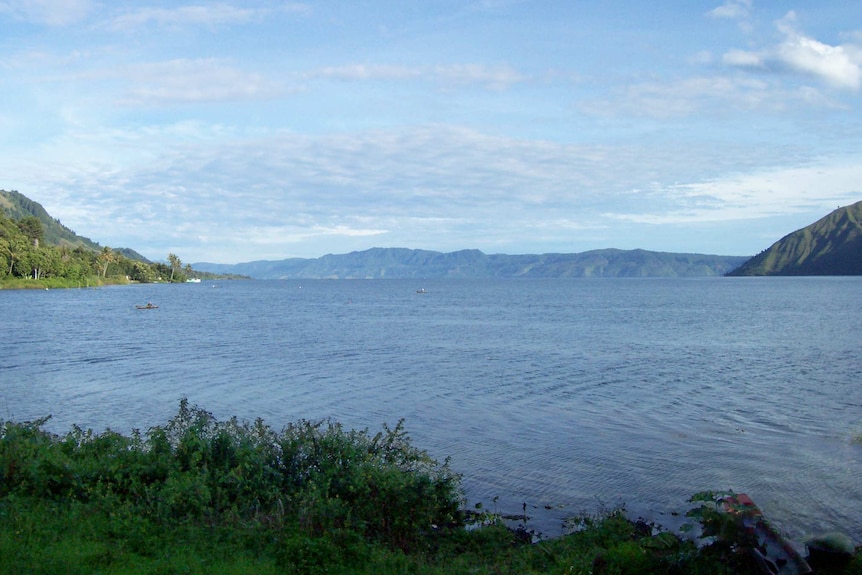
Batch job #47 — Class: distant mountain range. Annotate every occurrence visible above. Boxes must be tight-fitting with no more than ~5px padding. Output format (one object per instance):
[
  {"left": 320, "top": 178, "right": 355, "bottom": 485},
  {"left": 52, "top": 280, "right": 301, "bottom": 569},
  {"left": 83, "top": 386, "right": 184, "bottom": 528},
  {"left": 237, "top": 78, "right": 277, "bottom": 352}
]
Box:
[
  {"left": 6, "top": 189, "right": 860, "bottom": 278},
  {"left": 194, "top": 248, "right": 748, "bottom": 279},
  {"left": 197, "top": 201, "right": 862, "bottom": 279},
  {"left": 728, "top": 201, "right": 862, "bottom": 276}
]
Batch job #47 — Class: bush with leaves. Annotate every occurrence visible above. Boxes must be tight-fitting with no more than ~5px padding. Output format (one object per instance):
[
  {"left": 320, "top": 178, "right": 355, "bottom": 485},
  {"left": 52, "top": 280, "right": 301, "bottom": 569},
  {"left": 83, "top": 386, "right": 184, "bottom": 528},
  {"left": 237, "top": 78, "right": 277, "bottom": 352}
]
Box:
[
  {"left": 277, "top": 417, "right": 462, "bottom": 551},
  {"left": 0, "top": 399, "right": 463, "bottom": 555}
]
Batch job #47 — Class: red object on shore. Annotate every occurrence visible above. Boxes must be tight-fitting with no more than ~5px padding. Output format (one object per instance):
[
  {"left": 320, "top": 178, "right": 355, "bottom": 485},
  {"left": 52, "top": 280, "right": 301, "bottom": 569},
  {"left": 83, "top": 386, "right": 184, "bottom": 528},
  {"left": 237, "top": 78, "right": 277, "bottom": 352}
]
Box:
[
  {"left": 721, "top": 493, "right": 812, "bottom": 575},
  {"left": 722, "top": 493, "right": 762, "bottom": 516}
]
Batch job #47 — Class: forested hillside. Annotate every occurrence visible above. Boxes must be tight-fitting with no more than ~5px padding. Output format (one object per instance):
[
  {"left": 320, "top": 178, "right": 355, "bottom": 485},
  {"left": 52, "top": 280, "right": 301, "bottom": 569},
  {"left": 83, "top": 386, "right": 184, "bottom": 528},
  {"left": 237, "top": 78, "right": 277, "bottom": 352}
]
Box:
[
  {"left": 729, "top": 201, "right": 862, "bottom": 276},
  {"left": 0, "top": 190, "right": 189, "bottom": 286},
  {"left": 1, "top": 190, "right": 103, "bottom": 252}
]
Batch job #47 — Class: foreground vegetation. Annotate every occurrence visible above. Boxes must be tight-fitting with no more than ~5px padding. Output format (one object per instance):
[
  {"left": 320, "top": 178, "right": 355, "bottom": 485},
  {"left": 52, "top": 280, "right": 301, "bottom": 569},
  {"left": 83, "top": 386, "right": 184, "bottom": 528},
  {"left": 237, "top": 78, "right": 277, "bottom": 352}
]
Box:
[{"left": 1, "top": 402, "right": 859, "bottom": 574}]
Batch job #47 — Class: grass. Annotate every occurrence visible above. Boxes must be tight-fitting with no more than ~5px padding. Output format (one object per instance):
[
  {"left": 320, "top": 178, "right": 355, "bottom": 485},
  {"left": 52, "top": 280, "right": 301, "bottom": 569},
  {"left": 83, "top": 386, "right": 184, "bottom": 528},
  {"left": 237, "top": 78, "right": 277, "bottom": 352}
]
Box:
[
  {"left": 1, "top": 401, "right": 859, "bottom": 574},
  {"left": 0, "top": 274, "right": 128, "bottom": 289}
]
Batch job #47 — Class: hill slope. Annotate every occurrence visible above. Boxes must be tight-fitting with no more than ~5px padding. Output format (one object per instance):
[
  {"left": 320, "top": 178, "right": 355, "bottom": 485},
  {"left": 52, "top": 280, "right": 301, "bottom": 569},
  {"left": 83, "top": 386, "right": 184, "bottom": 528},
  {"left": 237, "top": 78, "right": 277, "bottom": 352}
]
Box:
[
  {"left": 728, "top": 201, "right": 862, "bottom": 276},
  {"left": 194, "top": 248, "right": 747, "bottom": 279},
  {"left": 0, "top": 189, "right": 150, "bottom": 262}
]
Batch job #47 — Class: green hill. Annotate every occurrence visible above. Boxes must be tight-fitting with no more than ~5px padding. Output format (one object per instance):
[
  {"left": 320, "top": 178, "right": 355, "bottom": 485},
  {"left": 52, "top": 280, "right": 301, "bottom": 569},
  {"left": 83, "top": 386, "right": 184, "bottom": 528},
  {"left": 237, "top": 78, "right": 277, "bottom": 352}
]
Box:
[
  {"left": 1, "top": 190, "right": 244, "bottom": 286},
  {"left": 0, "top": 189, "right": 149, "bottom": 262},
  {"left": 728, "top": 201, "right": 862, "bottom": 276}
]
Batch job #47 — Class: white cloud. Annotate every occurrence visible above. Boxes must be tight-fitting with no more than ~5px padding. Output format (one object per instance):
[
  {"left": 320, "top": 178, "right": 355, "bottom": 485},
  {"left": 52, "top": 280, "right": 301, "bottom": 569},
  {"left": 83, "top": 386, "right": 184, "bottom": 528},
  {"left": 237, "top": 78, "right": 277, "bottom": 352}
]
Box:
[
  {"left": 0, "top": 0, "right": 92, "bottom": 26},
  {"left": 110, "top": 4, "right": 258, "bottom": 30},
  {"left": 723, "top": 12, "right": 862, "bottom": 90},
  {"left": 581, "top": 75, "right": 801, "bottom": 119},
  {"left": 722, "top": 49, "right": 763, "bottom": 68},
  {"left": 12, "top": 121, "right": 856, "bottom": 259},
  {"left": 610, "top": 159, "right": 862, "bottom": 225},
  {"left": 0, "top": 125, "right": 627, "bottom": 252},
  {"left": 117, "top": 59, "right": 283, "bottom": 105},
  {"left": 107, "top": 2, "right": 310, "bottom": 31},
  {"left": 707, "top": 0, "right": 752, "bottom": 32},
  {"left": 310, "top": 63, "right": 525, "bottom": 90},
  {"left": 708, "top": 0, "right": 751, "bottom": 21},
  {"left": 689, "top": 51, "right": 715, "bottom": 66},
  {"left": 313, "top": 64, "right": 420, "bottom": 82},
  {"left": 775, "top": 15, "right": 861, "bottom": 90},
  {"left": 433, "top": 64, "right": 525, "bottom": 90},
  {"left": 8, "top": 119, "right": 861, "bottom": 261}
]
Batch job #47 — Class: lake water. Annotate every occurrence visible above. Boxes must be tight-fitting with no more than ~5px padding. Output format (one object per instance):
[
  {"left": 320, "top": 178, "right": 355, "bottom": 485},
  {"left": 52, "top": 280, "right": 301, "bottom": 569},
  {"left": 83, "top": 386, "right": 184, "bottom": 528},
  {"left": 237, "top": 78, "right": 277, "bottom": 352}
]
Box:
[{"left": 2, "top": 277, "right": 860, "bottom": 542}]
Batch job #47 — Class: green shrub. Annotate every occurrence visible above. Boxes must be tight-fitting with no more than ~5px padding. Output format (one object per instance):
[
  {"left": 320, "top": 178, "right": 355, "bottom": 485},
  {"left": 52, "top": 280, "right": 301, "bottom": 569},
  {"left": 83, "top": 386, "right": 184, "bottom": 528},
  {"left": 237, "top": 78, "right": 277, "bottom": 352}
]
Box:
[
  {"left": 0, "top": 417, "right": 72, "bottom": 498},
  {"left": 276, "top": 417, "right": 462, "bottom": 551},
  {"left": 6, "top": 406, "right": 857, "bottom": 575},
  {"left": 1, "top": 400, "right": 463, "bottom": 553},
  {"left": 275, "top": 530, "right": 371, "bottom": 575}
]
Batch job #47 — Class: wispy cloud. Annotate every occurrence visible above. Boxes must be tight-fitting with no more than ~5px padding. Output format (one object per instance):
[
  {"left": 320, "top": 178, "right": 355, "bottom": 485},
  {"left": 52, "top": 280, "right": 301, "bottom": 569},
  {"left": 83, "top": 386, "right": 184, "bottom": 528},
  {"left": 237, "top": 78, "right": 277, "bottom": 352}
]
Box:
[
  {"left": 580, "top": 74, "right": 827, "bottom": 119},
  {"left": 433, "top": 64, "right": 526, "bottom": 90},
  {"left": 611, "top": 159, "right": 862, "bottom": 225},
  {"left": 109, "top": 4, "right": 260, "bottom": 30},
  {"left": 723, "top": 11, "right": 862, "bottom": 90},
  {"left": 11, "top": 122, "right": 855, "bottom": 261},
  {"left": 707, "top": 0, "right": 752, "bottom": 32},
  {"left": 106, "top": 3, "right": 310, "bottom": 31},
  {"left": 310, "top": 63, "right": 526, "bottom": 90},
  {"left": 313, "top": 64, "right": 421, "bottom": 82},
  {"left": 2, "top": 47, "right": 287, "bottom": 107},
  {"left": 117, "top": 59, "right": 284, "bottom": 105},
  {"left": 707, "top": 0, "right": 752, "bottom": 21},
  {"left": 0, "top": 0, "right": 93, "bottom": 26}
]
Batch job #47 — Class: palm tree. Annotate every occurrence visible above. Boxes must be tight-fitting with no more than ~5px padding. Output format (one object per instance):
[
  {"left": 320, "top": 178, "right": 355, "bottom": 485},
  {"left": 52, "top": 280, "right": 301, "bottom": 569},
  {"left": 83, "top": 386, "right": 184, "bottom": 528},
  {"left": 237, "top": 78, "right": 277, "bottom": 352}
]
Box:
[
  {"left": 4, "top": 239, "right": 26, "bottom": 276},
  {"left": 168, "top": 253, "right": 181, "bottom": 282},
  {"left": 98, "top": 247, "right": 114, "bottom": 278}
]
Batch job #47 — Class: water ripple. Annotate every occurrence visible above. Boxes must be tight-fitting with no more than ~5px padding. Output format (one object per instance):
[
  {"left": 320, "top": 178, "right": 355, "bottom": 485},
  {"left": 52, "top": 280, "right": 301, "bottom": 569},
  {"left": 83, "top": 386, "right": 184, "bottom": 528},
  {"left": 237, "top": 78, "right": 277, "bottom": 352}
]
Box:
[{"left": 1, "top": 278, "right": 860, "bottom": 540}]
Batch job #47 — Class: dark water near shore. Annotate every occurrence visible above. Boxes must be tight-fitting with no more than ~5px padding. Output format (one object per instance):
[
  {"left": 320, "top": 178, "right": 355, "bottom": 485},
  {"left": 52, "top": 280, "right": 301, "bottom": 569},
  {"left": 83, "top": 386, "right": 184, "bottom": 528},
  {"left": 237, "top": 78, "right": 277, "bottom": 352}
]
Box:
[{"left": 2, "top": 277, "right": 861, "bottom": 541}]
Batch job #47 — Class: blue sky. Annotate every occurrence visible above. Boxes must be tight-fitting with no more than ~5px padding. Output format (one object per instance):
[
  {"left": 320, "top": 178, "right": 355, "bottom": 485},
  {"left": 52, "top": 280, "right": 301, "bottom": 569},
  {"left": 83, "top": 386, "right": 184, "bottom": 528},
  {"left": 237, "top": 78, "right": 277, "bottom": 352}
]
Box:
[{"left": 1, "top": 1, "right": 861, "bottom": 263}]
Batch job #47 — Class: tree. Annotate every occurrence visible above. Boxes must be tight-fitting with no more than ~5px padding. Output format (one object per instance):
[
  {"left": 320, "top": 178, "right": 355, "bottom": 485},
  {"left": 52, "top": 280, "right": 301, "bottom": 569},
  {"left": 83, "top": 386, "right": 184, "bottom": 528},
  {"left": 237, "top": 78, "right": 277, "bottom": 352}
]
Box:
[
  {"left": 129, "top": 261, "right": 157, "bottom": 283},
  {"left": 0, "top": 239, "right": 9, "bottom": 279},
  {"left": 41, "top": 248, "right": 62, "bottom": 279},
  {"left": 97, "top": 247, "right": 114, "bottom": 278},
  {"left": 23, "top": 247, "right": 60, "bottom": 280},
  {"left": 16, "top": 216, "right": 44, "bottom": 247},
  {"left": 4, "top": 239, "right": 27, "bottom": 276},
  {"left": 168, "top": 253, "right": 181, "bottom": 282},
  {"left": 27, "top": 249, "right": 46, "bottom": 279}
]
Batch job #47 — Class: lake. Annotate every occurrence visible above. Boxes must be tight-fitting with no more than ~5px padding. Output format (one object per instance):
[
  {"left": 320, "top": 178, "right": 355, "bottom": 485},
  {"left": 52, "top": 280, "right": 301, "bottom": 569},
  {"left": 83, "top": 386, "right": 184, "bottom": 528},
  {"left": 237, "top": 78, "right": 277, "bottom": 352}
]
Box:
[{"left": 2, "top": 277, "right": 860, "bottom": 541}]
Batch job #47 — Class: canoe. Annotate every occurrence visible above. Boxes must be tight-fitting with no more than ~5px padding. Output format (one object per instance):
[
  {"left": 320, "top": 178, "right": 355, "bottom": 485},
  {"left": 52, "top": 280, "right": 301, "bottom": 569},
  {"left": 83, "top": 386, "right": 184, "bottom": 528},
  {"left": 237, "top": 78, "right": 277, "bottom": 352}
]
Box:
[
  {"left": 721, "top": 493, "right": 812, "bottom": 575},
  {"left": 135, "top": 305, "right": 158, "bottom": 309}
]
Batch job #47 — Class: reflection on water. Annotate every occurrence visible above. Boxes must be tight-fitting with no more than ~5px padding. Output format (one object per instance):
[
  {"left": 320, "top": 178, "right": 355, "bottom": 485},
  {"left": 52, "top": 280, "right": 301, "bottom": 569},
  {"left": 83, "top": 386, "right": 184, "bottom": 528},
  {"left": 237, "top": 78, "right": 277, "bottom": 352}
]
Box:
[{"left": 2, "top": 277, "right": 861, "bottom": 540}]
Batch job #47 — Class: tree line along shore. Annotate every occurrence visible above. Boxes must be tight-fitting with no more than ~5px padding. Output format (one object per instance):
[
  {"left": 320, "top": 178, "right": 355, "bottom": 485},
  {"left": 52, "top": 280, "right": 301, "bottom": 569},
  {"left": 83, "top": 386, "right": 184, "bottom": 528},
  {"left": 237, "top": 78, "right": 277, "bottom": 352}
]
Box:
[{"left": 0, "top": 210, "right": 229, "bottom": 288}]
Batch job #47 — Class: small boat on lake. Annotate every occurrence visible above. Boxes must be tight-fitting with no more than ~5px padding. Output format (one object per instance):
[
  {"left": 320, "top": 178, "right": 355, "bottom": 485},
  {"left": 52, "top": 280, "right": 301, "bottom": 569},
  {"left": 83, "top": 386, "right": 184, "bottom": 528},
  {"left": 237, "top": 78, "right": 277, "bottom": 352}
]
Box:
[
  {"left": 416, "top": 288, "right": 427, "bottom": 294},
  {"left": 136, "top": 303, "right": 158, "bottom": 310}
]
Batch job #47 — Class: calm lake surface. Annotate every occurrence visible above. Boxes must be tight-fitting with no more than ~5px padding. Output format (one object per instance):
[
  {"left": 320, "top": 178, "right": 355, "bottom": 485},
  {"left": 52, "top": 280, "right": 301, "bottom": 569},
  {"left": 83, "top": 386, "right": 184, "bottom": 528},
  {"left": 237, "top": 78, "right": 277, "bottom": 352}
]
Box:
[{"left": 2, "top": 277, "right": 861, "bottom": 540}]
